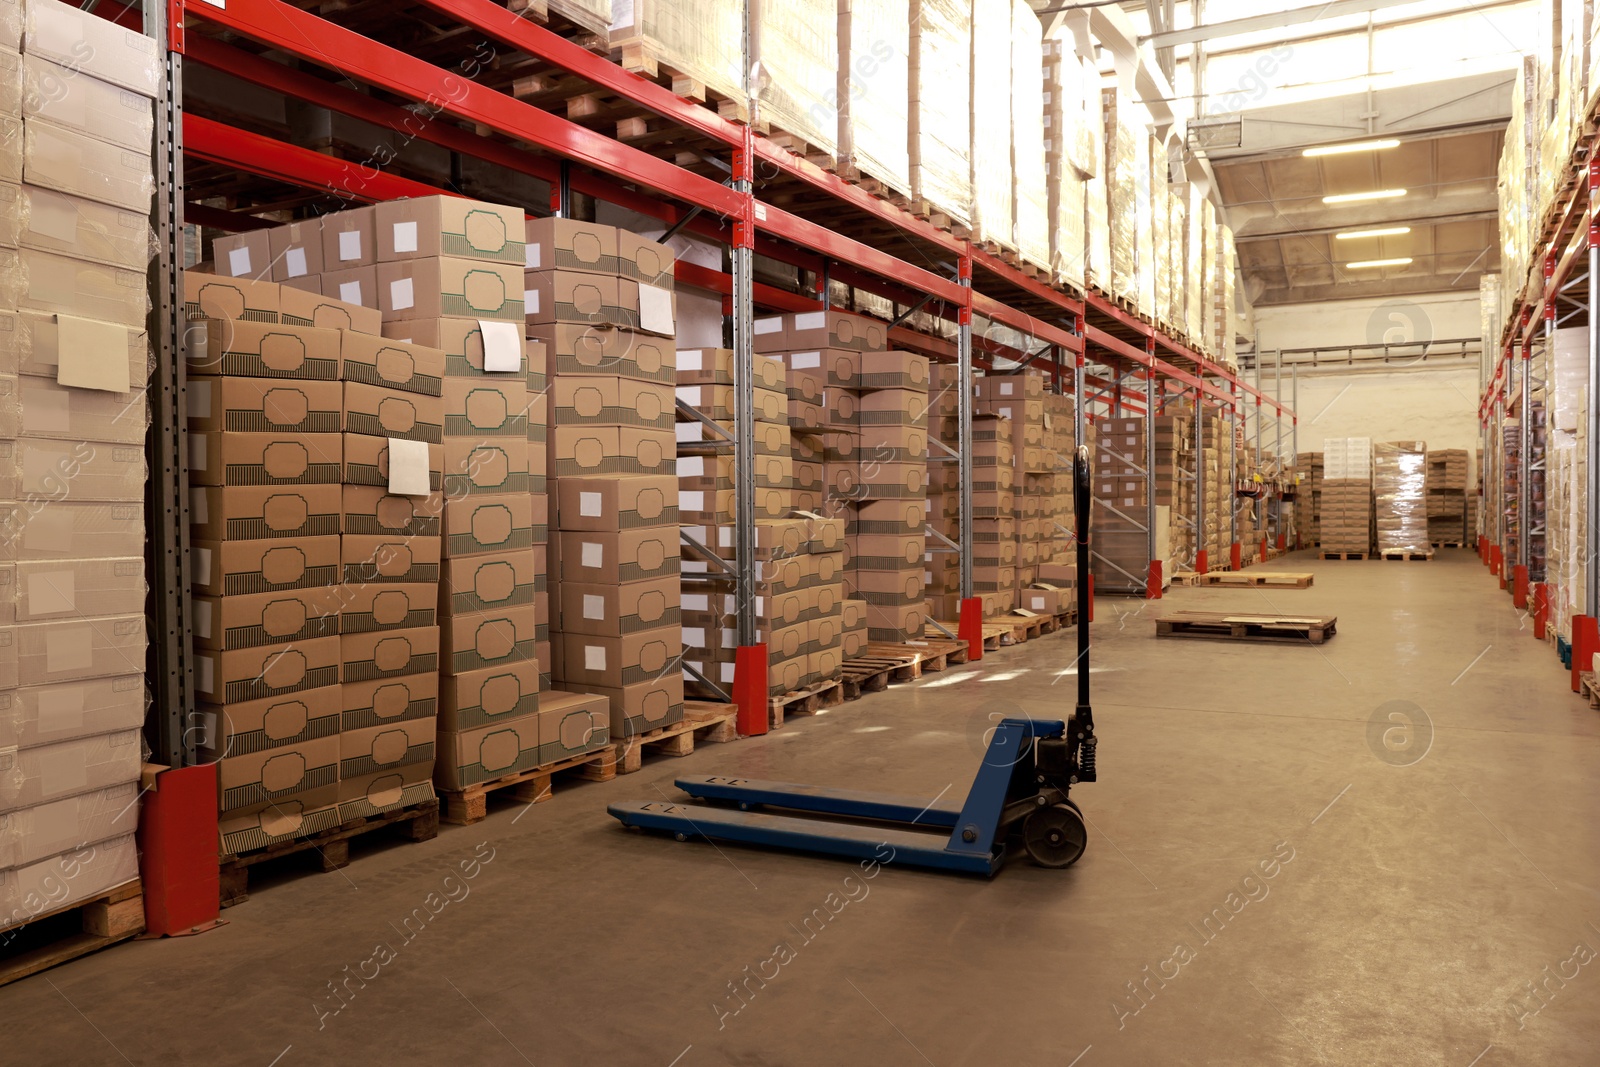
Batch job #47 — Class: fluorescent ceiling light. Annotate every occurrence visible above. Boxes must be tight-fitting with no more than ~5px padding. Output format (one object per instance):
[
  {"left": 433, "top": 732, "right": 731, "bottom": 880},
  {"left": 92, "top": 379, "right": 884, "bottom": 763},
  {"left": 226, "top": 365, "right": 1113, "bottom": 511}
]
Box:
[
  {"left": 1303, "top": 139, "right": 1402, "bottom": 157},
  {"left": 1322, "top": 189, "right": 1407, "bottom": 204},
  {"left": 1335, "top": 226, "right": 1412, "bottom": 239},
  {"left": 1345, "top": 257, "right": 1413, "bottom": 269}
]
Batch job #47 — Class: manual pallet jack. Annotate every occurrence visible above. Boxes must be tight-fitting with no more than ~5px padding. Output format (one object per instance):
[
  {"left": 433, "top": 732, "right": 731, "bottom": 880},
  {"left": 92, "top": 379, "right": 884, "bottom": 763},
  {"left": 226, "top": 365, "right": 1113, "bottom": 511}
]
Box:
[{"left": 605, "top": 450, "right": 1100, "bottom": 876}]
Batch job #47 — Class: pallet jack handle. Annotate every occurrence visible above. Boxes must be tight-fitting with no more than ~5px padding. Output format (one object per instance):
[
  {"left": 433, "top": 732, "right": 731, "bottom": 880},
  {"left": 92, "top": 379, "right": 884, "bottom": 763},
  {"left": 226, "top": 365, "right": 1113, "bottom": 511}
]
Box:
[{"left": 1073, "top": 446, "right": 1096, "bottom": 782}]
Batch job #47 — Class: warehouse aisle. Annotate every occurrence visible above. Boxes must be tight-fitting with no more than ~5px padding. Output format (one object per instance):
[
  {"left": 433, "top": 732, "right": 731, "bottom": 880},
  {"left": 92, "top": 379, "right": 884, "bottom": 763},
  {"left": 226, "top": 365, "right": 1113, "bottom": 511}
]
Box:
[{"left": 4, "top": 550, "right": 1597, "bottom": 1067}]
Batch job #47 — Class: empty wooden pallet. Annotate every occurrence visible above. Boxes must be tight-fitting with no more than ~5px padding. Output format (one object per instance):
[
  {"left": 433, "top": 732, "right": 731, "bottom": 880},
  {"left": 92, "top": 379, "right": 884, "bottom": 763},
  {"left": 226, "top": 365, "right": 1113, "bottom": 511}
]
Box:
[
  {"left": 1155, "top": 610, "right": 1337, "bottom": 645},
  {"left": 1176, "top": 571, "right": 1314, "bottom": 589}
]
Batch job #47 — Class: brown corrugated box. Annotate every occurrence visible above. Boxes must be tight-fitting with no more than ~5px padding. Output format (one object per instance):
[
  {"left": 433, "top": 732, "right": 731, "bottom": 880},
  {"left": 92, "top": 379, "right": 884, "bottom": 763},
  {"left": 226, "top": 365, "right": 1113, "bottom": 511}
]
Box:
[
  {"left": 195, "top": 636, "right": 341, "bottom": 705},
  {"left": 376, "top": 257, "right": 522, "bottom": 322},
  {"left": 440, "top": 605, "right": 536, "bottom": 675},
  {"left": 529, "top": 324, "right": 674, "bottom": 384},
  {"left": 615, "top": 228, "right": 675, "bottom": 287},
  {"left": 556, "top": 576, "right": 678, "bottom": 637},
  {"left": 442, "top": 493, "right": 533, "bottom": 557},
  {"left": 557, "top": 628, "right": 678, "bottom": 689},
  {"left": 548, "top": 425, "right": 672, "bottom": 478},
  {"left": 337, "top": 773, "right": 435, "bottom": 823},
  {"left": 754, "top": 310, "right": 887, "bottom": 353},
  {"left": 340, "top": 582, "right": 437, "bottom": 634},
  {"left": 677, "top": 348, "right": 784, "bottom": 389},
  {"left": 339, "top": 332, "right": 445, "bottom": 397},
  {"left": 552, "top": 528, "right": 674, "bottom": 585},
  {"left": 197, "top": 686, "right": 341, "bottom": 762},
  {"left": 321, "top": 206, "right": 377, "bottom": 269},
  {"left": 524, "top": 217, "right": 617, "bottom": 276},
  {"left": 192, "top": 536, "right": 340, "bottom": 597},
  {"left": 576, "top": 674, "right": 683, "bottom": 739},
  {"left": 339, "top": 718, "right": 436, "bottom": 787},
  {"left": 321, "top": 266, "right": 377, "bottom": 310},
  {"left": 183, "top": 270, "right": 278, "bottom": 322},
  {"left": 438, "top": 661, "right": 540, "bottom": 733},
  {"left": 191, "top": 588, "right": 340, "bottom": 651},
  {"left": 442, "top": 549, "right": 536, "bottom": 614},
  {"left": 673, "top": 383, "right": 786, "bottom": 424},
  {"left": 341, "top": 485, "right": 443, "bottom": 538},
  {"left": 189, "top": 318, "right": 341, "bottom": 381},
  {"left": 443, "top": 377, "right": 527, "bottom": 439},
  {"left": 376, "top": 196, "right": 524, "bottom": 265},
  {"left": 267, "top": 221, "right": 324, "bottom": 282},
  {"left": 340, "top": 626, "right": 440, "bottom": 683},
  {"left": 553, "top": 375, "right": 674, "bottom": 431},
  {"left": 217, "top": 734, "right": 340, "bottom": 815},
  {"left": 554, "top": 474, "right": 677, "bottom": 531},
  {"left": 443, "top": 437, "right": 531, "bottom": 497},
  {"left": 342, "top": 381, "right": 444, "bottom": 443},
  {"left": 187, "top": 377, "right": 342, "bottom": 435},
  {"left": 524, "top": 269, "right": 625, "bottom": 327},
  {"left": 341, "top": 433, "right": 442, "bottom": 491},
  {"left": 537, "top": 690, "right": 610, "bottom": 762},
  {"left": 435, "top": 717, "right": 541, "bottom": 791},
  {"left": 383, "top": 316, "right": 533, "bottom": 378},
  {"left": 858, "top": 351, "right": 929, "bottom": 392},
  {"left": 341, "top": 671, "right": 440, "bottom": 731},
  {"left": 858, "top": 388, "right": 929, "bottom": 428},
  {"left": 190, "top": 484, "right": 341, "bottom": 542},
  {"left": 188, "top": 432, "right": 342, "bottom": 487}
]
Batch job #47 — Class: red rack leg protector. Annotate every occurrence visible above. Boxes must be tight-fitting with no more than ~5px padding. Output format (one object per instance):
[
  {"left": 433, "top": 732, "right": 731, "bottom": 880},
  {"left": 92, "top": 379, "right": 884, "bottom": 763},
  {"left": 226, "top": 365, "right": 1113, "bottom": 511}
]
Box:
[
  {"left": 1512, "top": 565, "right": 1529, "bottom": 609},
  {"left": 1478, "top": 535, "right": 1488, "bottom": 563},
  {"left": 1572, "top": 615, "right": 1598, "bottom": 691},
  {"left": 733, "top": 643, "right": 769, "bottom": 737},
  {"left": 1146, "top": 558, "right": 1163, "bottom": 599},
  {"left": 1277, "top": 533, "right": 1286, "bottom": 551},
  {"left": 1196, "top": 548, "right": 1209, "bottom": 575},
  {"left": 1259, "top": 535, "right": 1268, "bottom": 564},
  {"left": 958, "top": 597, "right": 985, "bottom": 662},
  {"left": 1230, "top": 542, "right": 1242, "bottom": 571},
  {"left": 1087, "top": 575, "right": 1095, "bottom": 622},
  {"left": 1532, "top": 583, "right": 1550, "bottom": 639},
  {"left": 137, "top": 764, "right": 223, "bottom": 937},
  {"left": 1498, "top": 548, "right": 1508, "bottom": 588}
]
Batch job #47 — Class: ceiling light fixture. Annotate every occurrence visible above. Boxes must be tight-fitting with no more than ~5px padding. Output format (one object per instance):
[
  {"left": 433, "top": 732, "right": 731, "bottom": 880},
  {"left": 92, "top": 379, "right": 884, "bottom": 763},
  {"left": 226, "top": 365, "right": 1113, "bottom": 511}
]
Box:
[
  {"left": 1303, "top": 138, "right": 1402, "bottom": 157},
  {"left": 1322, "top": 189, "right": 1407, "bottom": 204},
  {"left": 1334, "top": 226, "right": 1412, "bottom": 239},
  {"left": 1345, "top": 257, "right": 1413, "bottom": 269}
]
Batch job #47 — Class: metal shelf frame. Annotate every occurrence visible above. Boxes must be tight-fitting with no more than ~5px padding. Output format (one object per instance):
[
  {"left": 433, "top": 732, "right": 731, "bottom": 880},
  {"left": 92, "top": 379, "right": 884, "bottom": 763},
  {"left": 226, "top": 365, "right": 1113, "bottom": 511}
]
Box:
[{"left": 145, "top": 0, "right": 1300, "bottom": 751}]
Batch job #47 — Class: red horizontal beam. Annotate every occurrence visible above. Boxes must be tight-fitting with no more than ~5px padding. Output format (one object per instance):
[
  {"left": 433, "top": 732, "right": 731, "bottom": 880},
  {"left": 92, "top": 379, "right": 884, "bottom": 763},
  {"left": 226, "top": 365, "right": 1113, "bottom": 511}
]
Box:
[{"left": 185, "top": 114, "right": 449, "bottom": 202}]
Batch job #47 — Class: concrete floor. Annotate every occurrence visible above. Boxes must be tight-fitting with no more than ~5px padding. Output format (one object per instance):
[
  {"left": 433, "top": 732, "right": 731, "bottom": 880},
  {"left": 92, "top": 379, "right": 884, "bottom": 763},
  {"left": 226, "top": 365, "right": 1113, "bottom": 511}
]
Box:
[{"left": 5, "top": 549, "right": 1599, "bottom": 1066}]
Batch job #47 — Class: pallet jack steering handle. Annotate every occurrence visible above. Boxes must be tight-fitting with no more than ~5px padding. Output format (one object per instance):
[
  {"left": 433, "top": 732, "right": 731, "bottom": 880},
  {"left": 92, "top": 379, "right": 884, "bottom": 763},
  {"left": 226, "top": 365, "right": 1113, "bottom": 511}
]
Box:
[{"left": 1073, "top": 447, "right": 1096, "bottom": 781}]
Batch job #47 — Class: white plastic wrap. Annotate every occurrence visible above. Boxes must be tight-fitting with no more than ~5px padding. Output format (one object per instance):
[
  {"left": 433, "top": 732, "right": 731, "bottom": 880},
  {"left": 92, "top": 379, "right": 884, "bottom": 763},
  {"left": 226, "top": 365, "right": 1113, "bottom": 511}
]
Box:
[
  {"left": 1010, "top": 0, "right": 1049, "bottom": 270},
  {"left": 609, "top": 0, "right": 745, "bottom": 113},
  {"left": 21, "top": 55, "right": 153, "bottom": 153},
  {"left": 18, "top": 248, "right": 150, "bottom": 329},
  {"left": 909, "top": 0, "right": 971, "bottom": 225},
  {"left": 971, "top": 0, "right": 1013, "bottom": 248},
  {"left": 0, "top": 674, "right": 144, "bottom": 749},
  {"left": 545, "top": 0, "right": 611, "bottom": 36},
  {"left": 22, "top": 120, "right": 153, "bottom": 213},
  {"left": 1043, "top": 35, "right": 1086, "bottom": 287},
  {"left": 752, "top": 0, "right": 837, "bottom": 159},
  {"left": 1151, "top": 167, "right": 1170, "bottom": 328},
  {"left": 1374, "top": 441, "right": 1429, "bottom": 552},
  {"left": 0, "top": 728, "right": 141, "bottom": 812},
  {"left": 1103, "top": 88, "right": 1139, "bottom": 302},
  {"left": 18, "top": 186, "right": 157, "bottom": 271},
  {"left": 838, "top": 0, "right": 910, "bottom": 196},
  {"left": 0, "top": 833, "right": 138, "bottom": 931},
  {"left": 1136, "top": 133, "right": 1155, "bottom": 319},
  {"left": 0, "top": 782, "right": 138, "bottom": 868}
]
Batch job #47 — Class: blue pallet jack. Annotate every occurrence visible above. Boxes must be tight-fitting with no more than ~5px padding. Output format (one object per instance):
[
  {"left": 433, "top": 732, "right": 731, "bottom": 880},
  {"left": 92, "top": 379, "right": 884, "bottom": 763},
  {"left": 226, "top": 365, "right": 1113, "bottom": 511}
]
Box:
[{"left": 605, "top": 449, "right": 1100, "bottom": 876}]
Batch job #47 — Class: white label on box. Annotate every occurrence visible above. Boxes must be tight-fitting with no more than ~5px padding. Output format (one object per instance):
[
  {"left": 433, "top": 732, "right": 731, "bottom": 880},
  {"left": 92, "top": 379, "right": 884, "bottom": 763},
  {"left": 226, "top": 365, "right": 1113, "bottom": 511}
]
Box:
[
  {"left": 579, "top": 492, "right": 602, "bottom": 517},
  {"left": 678, "top": 456, "right": 704, "bottom": 478},
  {"left": 45, "top": 626, "right": 93, "bottom": 674},
  {"left": 339, "top": 281, "right": 363, "bottom": 305},
  {"left": 794, "top": 311, "right": 825, "bottom": 331},
  {"left": 674, "top": 422, "right": 700, "bottom": 443},
  {"left": 36, "top": 685, "right": 85, "bottom": 729},
  {"left": 1030, "top": 595, "right": 1045, "bottom": 611},
  {"left": 719, "top": 661, "right": 735, "bottom": 683},
  {"left": 393, "top": 221, "right": 418, "bottom": 254},
  {"left": 580, "top": 543, "right": 603, "bottom": 568},
  {"left": 227, "top": 247, "right": 251, "bottom": 276},
  {"left": 55, "top": 314, "right": 128, "bottom": 397},
  {"left": 188, "top": 434, "right": 206, "bottom": 472},
  {"left": 27, "top": 571, "right": 74, "bottom": 616},
  {"left": 790, "top": 351, "right": 821, "bottom": 369},
  {"left": 524, "top": 288, "right": 539, "bottom": 314},
  {"left": 754, "top": 317, "right": 783, "bottom": 335},
  {"left": 1000, "top": 381, "right": 1015, "bottom": 396},
  {"left": 525, "top": 243, "right": 539, "bottom": 269},
  {"left": 22, "top": 387, "right": 70, "bottom": 434},
  {"left": 387, "top": 438, "right": 431, "bottom": 496},
  {"left": 678, "top": 349, "right": 702, "bottom": 371},
  {"left": 192, "top": 597, "right": 212, "bottom": 636},
  {"left": 582, "top": 594, "right": 605, "bottom": 621},
  {"left": 29, "top": 191, "right": 78, "bottom": 242},
  {"left": 682, "top": 626, "right": 705, "bottom": 646},
  {"left": 190, "top": 379, "right": 212, "bottom": 419},
  {"left": 675, "top": 386, "right": 701, "bottom": 406},
  {"left": 338, "top": 230, "right": 362, "bottom": 262},
  {"left": 389, "top": 277, "right": 414, "bottom": 312},
  {"left": 197, "top": 655, "right": 214, "bottom": 695},
  {"left": 584, "top": 645, "right": 606, "bottom": 671},
  {"left": 478, "top": 320, "right": 522, "bottom": 373},
  {"left": 38, "top": 743, "right": 87, "bottom": 794},
  {"left": 284, "top": 247, "right": 308, "bottom": 278},
  {"left": 682, "top": 593, "right": 708, "bottom": 611},
  {"left": 679, "top": 491, "right": 704, "bottom": 512},
  {"left": 194, "top": 546, "right": 213, "bottom": 585},
  {"left": 197, "top": 711, "right": 217, "bottom": 750},
  {"left": 189, "top": 488, "right": 208, "bottom": 525},
  {"left": 637, "top": 283, "right": 673, "bottom": 335}
]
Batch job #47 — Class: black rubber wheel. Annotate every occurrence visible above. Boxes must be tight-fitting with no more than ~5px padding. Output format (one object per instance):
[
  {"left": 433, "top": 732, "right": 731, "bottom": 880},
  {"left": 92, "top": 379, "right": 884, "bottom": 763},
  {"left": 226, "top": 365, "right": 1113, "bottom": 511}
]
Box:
[{"left": 1023, "top": 803, "right": 1088, "bottom": 868}]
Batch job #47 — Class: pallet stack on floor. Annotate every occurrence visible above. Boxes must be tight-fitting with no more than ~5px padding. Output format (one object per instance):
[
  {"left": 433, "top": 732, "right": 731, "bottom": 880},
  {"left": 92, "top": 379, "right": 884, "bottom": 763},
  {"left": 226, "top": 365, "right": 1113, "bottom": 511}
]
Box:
[
  {"left": 1320, "top": 437, "right": 1373, "bottom": 557},
  {"left": 1426, "top": 449, "right": 1468, "bottom": 546},
  {"left": 0, "top": 0, "right": 158, "bottom": 942},
  {"left": 1374, "top": 441, "right": 1430, "bottom": 558}
]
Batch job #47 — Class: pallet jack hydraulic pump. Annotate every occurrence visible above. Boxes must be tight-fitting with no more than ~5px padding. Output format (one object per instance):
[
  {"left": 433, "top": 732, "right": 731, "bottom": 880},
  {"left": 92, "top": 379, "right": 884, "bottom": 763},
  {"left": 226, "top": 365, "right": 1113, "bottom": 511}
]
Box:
[{"left": 605, "top": 449, "right": 1100, "bottom": 876}]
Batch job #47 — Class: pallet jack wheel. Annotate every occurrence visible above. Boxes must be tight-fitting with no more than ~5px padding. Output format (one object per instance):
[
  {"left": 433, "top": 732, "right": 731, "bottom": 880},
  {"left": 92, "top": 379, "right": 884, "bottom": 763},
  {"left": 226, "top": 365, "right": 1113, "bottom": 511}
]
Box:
[{"left": 1023, "top": 803, "right": 1087, "bottom": 868}]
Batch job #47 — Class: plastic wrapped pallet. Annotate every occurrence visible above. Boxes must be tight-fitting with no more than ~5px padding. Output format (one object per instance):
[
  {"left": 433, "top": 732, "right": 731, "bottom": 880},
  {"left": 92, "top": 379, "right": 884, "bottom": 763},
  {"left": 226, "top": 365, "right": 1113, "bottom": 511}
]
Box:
[
  {"left": 837, "top": 0, "right": 910, "bottom": 196},
  {"left": 1151, "top": 167, "right": 1170, "bottom": 331},
  {"left": 1011, "top": 0, "right": 1049, "bottom": 270},
  {"left": 1212, "top": 223, "right": 1236, "bottom": 360},
  {"left": 1167, "top": 190, "right": 1186, "bottom": 334},
  {"left": 970, "top": 0, "right": 1013, "bottom": 248},
  {"left": 1102, "top": 88, "right": 1140, "bottom": 304},
  {"left": 1043, "top": 35, "right": 1085, "bottom": 287},
  {"left": 1084, "top": 139, "right": 1111, "bottom": 293},
  {"left": 909, "top": 0, "right": 971, "bottom": 227},
  {"left": 609, "top": 0, "right": 745, "bottom": 119},
  {"left": 539, "top": 0, "right": 611, "bottom": 36},
  {"left": 1374, "top": 441, "right": 1429, "bottom": 554},
  {"left": 752, "top": 0, "right": 837, "bottom": 160}
]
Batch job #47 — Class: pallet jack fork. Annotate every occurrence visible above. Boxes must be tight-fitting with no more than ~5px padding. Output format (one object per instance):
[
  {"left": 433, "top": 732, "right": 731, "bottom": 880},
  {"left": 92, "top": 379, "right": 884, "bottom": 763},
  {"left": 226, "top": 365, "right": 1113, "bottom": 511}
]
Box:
[{"left": 606, "top": 450, "right": 1100, "bottom": 877}]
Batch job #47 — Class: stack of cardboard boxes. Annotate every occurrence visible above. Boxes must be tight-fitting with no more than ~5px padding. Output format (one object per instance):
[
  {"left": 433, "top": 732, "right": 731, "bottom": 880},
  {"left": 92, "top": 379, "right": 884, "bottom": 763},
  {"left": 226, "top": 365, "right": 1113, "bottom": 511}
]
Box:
[
  {"left": 528, "top": 218, "right": 682, "bottom": 742},
  {"left": 1089, "top": 416, "right": 1165, "bottom": 592},
  {"left": 976, "top": 373, "right": 1046, "bottom": 608},
  {"left": 1374, "top": 440, "right": 1429, "bottom": 555},
  {"left": 1426, "top": 448, "right": 1468, "bottom": 545},
  {"left": 1320, "top": 437, "right": 1373, "bottom": 556},
  {"left": 1295, "top": 452, "right": 1323, "bottom": 544},
  {"left": 0, "top": 0, "right": 160, "bottom": 924}
]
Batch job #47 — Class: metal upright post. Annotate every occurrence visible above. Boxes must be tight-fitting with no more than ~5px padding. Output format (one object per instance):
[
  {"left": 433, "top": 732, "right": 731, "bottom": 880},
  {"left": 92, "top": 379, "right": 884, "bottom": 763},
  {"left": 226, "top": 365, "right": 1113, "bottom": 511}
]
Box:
[
  {"left": 1194, "top": 384, "right": 1207, "bottom": 573},
  {"left": 1577, "top": 167, "right": 1600, "bottom": 688},
  {"left": 1145, "top": 363, "right": 1160, "bottom": 598},
  {"left": 1230, "top": 392, "right": 1240, "bottom": 568},
  {"left": 146, "top": 0, "right": 193, "bottom": 768},
  {"left": 1292, "top": 365, "right": 1299, "bottom": 548},
  {"left": 957, "top": 255, "right": 975, "bottom": 600},
  {"left": 1074, "top": 350, "right": 1085, "bottom": 453}
]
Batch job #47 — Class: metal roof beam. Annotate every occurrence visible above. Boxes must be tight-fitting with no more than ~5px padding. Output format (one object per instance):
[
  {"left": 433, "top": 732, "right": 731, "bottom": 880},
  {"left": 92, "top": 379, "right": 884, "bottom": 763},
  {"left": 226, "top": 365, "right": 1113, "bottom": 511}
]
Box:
[{"left": 1143, "top": 0, "right": 1442, "bottom": 49}]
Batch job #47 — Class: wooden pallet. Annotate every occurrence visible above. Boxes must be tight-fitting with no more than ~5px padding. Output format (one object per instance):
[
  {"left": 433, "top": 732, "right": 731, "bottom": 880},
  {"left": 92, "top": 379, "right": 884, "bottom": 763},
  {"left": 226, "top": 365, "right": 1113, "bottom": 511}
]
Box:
[
  {"left": 996, "top": 612, "right": 1054, "bottom": 643},
  {"left": 1176, "top": 570, "right": 1314, "bottom": 589},
  {"left": 839, "top": 639, "right": 967, "bottom": 699},
  {"left": 439, "top": 749, "right": 616, "bottom": 826},
  {"left": 608, "top": 38, "right": 750, "bottom": 124},
  {"left": 769, "top": 677, "right": 844, "bottom": 727},
  {"left": 614, "top": 701, "right": 739, "bottom": 774},
  {"left": 1319, "top": 551, "right": 1368, "bottom": 560},
  {"left": 1581, "top": 672, "right": 1600, "bottom": 709},
  {"left": 220, "top": 802, "right": 439, "bottom": 907},
  {"left": 1380, "top": 549, "right": 1435, "bottom": 561},
  {"left": 1155, "top": 610, "right": 1337, "bottom": 645},
  {"left": 1431, "top": 541, "right": 1466, "bottom": 549},
  {"left": 0, "top": 879, "right": 143, "bottom": 988}
]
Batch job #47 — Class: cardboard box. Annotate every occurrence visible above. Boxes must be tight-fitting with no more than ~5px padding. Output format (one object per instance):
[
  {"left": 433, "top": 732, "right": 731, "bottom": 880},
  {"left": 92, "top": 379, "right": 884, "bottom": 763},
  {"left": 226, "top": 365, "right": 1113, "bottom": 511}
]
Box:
[
  {"left": 673, "top": 383, "right": 786, "bottom": 424},
  {"left": 22, "top": 118, "right": 150, "bottom": 212},
  {"left": 191, "top": 587, "right": 340, "bottom": 651},
  {"left": 9, "top": 309, "right": 146, "bottom": 386},
  {"left": 616, "top": 276, "right": 675, "bottom": 337},
  {"left": 277, "top": 283, "right": 381, "bottom": 335},
  {"left": 553, "top": 375, "right": 674, "bottom": 431},
  {"left": 0, "top": 783, "right": 141, "bottom": 870},
  {"left": 443, "top": 436, "right": 531, "bottom": 497},
  {"left": 557, "top": 625, "right": 680, "bottom": 689},
  {"left": 0, "top": 500, "right": 142, "bottom": 563},
  {"left": 194, "top": 635, "right": 340, "bottom": 704},
  {"left": 190, "top": 318, "right": 341, "bottom": 381},
  {"left": 554, "top": 527, "right": 676, "bottom": 584},
  {"left": 537, "top": 690, "right": 609, "bottom": 762},
  {"left": 17, "top": 186, "right": 147, "bottom": 271},
  {"left": 341, "top": 671, "right": 439, "bottom": 731},
  {"left": 341, "top": 534, "right": 441, "bottom": 587},
  {"left": 442, "top": 550, "right": 536, "bottom": 614},
  {"left": 219, "top": 220, "right": 319, "bottom": 281},
  {"left": 443, "top": 376, "right": 527, "bottom": 438},
  {"left": 580, "top": 673, "right": 683, "bottom": 740},
  {"left": 23, "top": 0, "right": 160, "bottom": 97},
  {"left": 858, "top": 351, "right": 929, "bottom": 391},
  {"left": 340, "top": 582, "right": 436, "bottom": 635},
  {"left": 377, "top": 196, "right": 524, "bottom": 265},
  {"left": 3, "top": 374, "right": 142, "bottom": 443},
  {"left": 755, "top": 310, "right": 887, "bottom": 353},
  {"left": 341, "top": 485, "right": 443, "bottom": 538},
  {"left": 0, "top": 438, "right": 140, "bottom": 502},
  {"left": 548, "top": 425, "right": 672, "bottom": 478},
  {"left": 218, "top": 734, "right": 339, "bottom": 814},
  {"left": 321, "top": 206, "right": 376, "bottom": 269},
  {"left": 190, "top": 484, "right": 341, "bottom": 542},
  {"left": 529, "top": 323, "right": 674, "bottom": 384},
  {"left": 188, "top": 432, "right": 342, "bottom": 487},
  {"left": 858, "top": 388, "right": 929, "bottom": 429},
  {"left": 383, "top": 315, "right": 531, "bottom": 377},
  {"left": 615, "top": 227, "right": 675, "bottom": 287},
  {"left": 524, "top": 268, "right": 626, "bottom": 327},
  {"left": 340, "top": 626, "right": 440, "bottom": 683},
  {"left": 197, "top": 686, "right": 341, "bottom": 761},
  {"left": 677, "top": 453, "right": 792, "bottom": 491},
  {"left": 524, "top": 217, "right": 617, "bottom": 276},
  {"left": 342, "top": 381, "right": 444, "bottom": 443},
  {"left": 0, "top": 731, "right": 138, "bottom": 815},
  {"left": 440, "top": 605, "right": 535, "bottom": 675},
  {"left": 337, "top": 771, "right": 435, "bottom": 822},
  {"left": 319, "top": 266, "right": 374, "bottom": 310},
  {"left": 679, "top": 486, "right": 792, "bottom": 524},
  {"left": 340, "top": 718, "right": 436, "bottom": 786},
  {"left": 435, "top": 717, "right": 542, "bottom": 790},
  {"left": 556, "top": 576, "right": 678, "bottom": 637},
  {"left": 18, "top": 247, "right": 146, "bottom": 327},
  {"left": 339, "top": 332, "right": 445, "bottom": 397},
  {"left": 188, "top": 378, "right": 341, "bottom": 436},
  {"left": 218, "top": 801, "right": 341, "bottom": 855},
  {"left": 675, "top": 416, "right": 789, "bottom": 456},
  {"left": 192, "top": 536, "right": 339, "bottom": 598},
  {"left": 342, "top": 433, "right": 442, "bottom": 492},
  {"left": 377, "top": 257, "right": 522, "bottom": 322},
  {"left": 677, "top": 347, "right": 785, "bottom": 389},
  {"left": 1020, "top": 585, "right": 1067, "bottom": 615},
  {"left": 555, "top": 474, "right": 677, "bottom": 531},
  {"left": 437, "top": 660, "right": 540, "bottom": 733},
  {"left": 442, "top": 493, "right": 533, "bottom": 557}
]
